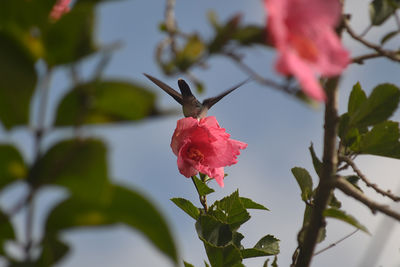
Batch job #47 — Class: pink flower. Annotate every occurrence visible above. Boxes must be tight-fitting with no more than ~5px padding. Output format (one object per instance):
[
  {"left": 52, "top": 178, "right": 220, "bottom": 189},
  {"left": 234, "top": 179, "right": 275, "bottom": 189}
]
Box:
[
  {"left": 264, "top": 0, "right": 350, "bottom": 101},
  {"left": 171, "top": 116, "right": 247, "bottom": 187},
  {"left": 50, "top": 0, "right": 71, "bottom": 20}
]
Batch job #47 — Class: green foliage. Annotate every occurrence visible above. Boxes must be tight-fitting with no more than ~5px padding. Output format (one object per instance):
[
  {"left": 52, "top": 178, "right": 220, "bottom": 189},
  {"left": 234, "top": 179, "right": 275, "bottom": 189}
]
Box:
[
  {"left": 29, "top": 139, "right": 109, "bottom": 202},
  {"left": 0, "top": 33, "right": 37, "bottom": 129},
  {"left": 239, "top": 197, "right": 269, "bottom": 211},
  {"left": 192, "top": 176, "right": 215, "bottom": 196},
  {"left": 349, "top": 83, "right": 400, "bottom": 128},
  {"left": 308, "top": 144, "right": 322, "bottom": 178},
  {"left": 324, "top": 208, "right": 369, "bottom": 233},
  {"left": 37, "top": 236, "right": 70, "bottom": 266},
  {"left": 340, "top": 83, "right": 400, "bottom": 159},
  {"left": 0, "top": 211, "right": 15, "bottom": 255},
  {"left": 241, "top": 235, "right": 280, "bottom": 258},
  {"left": 45, "top": 185, "right": 178, "bottom": 263},
  {"left": 0, "top": 144, "right": 27, "bottom": 190},
  {"left": 55, "top": 80, "right": 158, "bottom": 126},
  {"left": 191, "top": 190, "right": 277, "bottom": 266},
  {"left": 43, "top": 2, "right": 97, "bottom": 66},
  {"left": 291, "top": 167, "right": 313, "bottom": 202},
  {"left": 184, "top": 261, "right": 196, "bottom": 267},
  {"left": 369, "top": 0, "right": 400, "bottom": 26},
  {"left": 171, "top": 198, "right": 200, "bottom": 220}
]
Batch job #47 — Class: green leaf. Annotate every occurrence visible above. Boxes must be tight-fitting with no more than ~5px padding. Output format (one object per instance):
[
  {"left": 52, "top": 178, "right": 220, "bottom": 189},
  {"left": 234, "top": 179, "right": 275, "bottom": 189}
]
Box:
[
  {"left": 46, "top": 185, "right": 178, "bottom": 263},
  {"left": 192, "top": 176, "right": 215, "bottom": 196},
  {"left": 203, "top": 241, "right": 243, "bottom": 267},
  {"left": 196, "top": 214, "right": 233, "bottom": 247},
  {"left": 300, "top": 205, "right": 326, "bottom": 244},
  {"left": 184, "top": 261, "right": 195, "bottom": 267},
  {"left": 380, "top": 30, "right": 400, "bottom": 44},
  {"left": 43, "top": 2, "right": 97, "bottom": 66},
  {"left": 0, "top": 211, "right": 15, "bottom": 255},
  {"left": 328, "top": 193, "right": 342, "bottom": 209},
  {"left": 171, "top": 198, "right": 200, "bottom": 220},
  {"left": 0, "top": 144, "right": 27, "bottom": 190},
  {"left": 369, "top": 0, "right": 399, "bottom": 26},
  {"left": 348, "top": 82, "right": 367, "bottom": 115},
  {"left": 0, "top": 33, "right": 37, "bottom": 129},
  {"left": 55, "top": 80, "right": 157, "bottom": 126},
  {"left": 175, "top": 35, "right": 205, "bottom": 71},
  {"left": 29, "top": 138, "right": 110, "bottom": 203},
  {"left": 239, "top": 197, "right": 269, "bottom": 211},
  {"left": 37, "top": 236, "right": 69, "bottom": 266},
  {"left": 356, "top": 121, "right": 400, "bottom": 159},
  {"left": 344, "top": 175, "right": 363, "bottom": 192},
  {"left": 308, "top": 144, "right": 322, "bottom": 177},
  {"left": 350, "top": 83, "right": 400, "bottom": 128},
  {"left": 324, "top": 208, "right": 369, "bottom": 233},
  {"left": 232, "top": 25, "right": 266, "bottom": 46},
  {"left": 205, "top": 261, "right": 210, "bottom": 267},
  {"left": 208, "top": 14, "right": 241, "bottom": 54},
  {"left": 209, "top": 190, "right": 250, "bottom": 229},
  {"left": 241, "top": 235, "right": 280, "bottom": 258},
  {"left": 291, "top": 167, "right": 313, "bottom": 202}
]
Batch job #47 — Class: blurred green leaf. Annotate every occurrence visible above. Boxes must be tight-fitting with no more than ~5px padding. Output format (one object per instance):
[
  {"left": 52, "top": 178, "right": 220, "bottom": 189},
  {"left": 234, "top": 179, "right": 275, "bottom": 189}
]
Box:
[
  {"left": 171, "top": 198, "right": 200, "bottom": 220},
  {"left": 184, "top": 261, "right": 195, "bottom": 267},
  {"left": 356, "top": 121, "right": 400, "bottom": 158},
  {"left": 232, "top": 25, "right": 266, "bottom": 46},
  {"left": 349, "top": 83, "right": 400, "bottom": 128},
  {"left": 348, "top": 82, "right": 367, "bottom": 116},
  {"left": 239, "top": 197, "right": 269, "bottom": 211},
  {"left": 30, "top": 138, "right": 110, "bottom": 202},
  {"left": 208, "top": 14, "right": 241, "bottom": 54},
  {"left": 324, "top": 208, "right": 369, "bottom": 233},
  {"left": 43, "top": 3, "right": 96, "bottom": 66},
  {"left": 380, "top": 30, "right": 400, "bottom": 44},
  {"left": 0, "top": 0, "right": 56, "bottom": 33},
  {"left": 46, "top": 185, "right": 178, "bottom": 263},
  {"left": 308, "top": 144, "right": 322, "bottom": 177},
  {"left": 209, "top": 190, "right": 250, "bottom": 230},
  {"left": 328, "top": 193, "right": 342, "bottom": 209},
  {"left": 55, "top": 80, "right": 157, "bottom": 126},
  {"left": 0, "top": 211, "right": 14, "bottom": 255},
  {"left": 175, "top": 35, "right": 205, "bottom": 71},
  {"left": 0, "top": 144, "right": 27, "bottom": 190},
  {"left": 291, "top": 167, "right": 313, "bottom": 202},
  {"left": 241, "top": 235, "right": 280, "bottom": 258},
  {"left": 204, "top": 261, "right": 210, "bottom": 267},
  {"left": 37, "top": 236, "right": 69, "bottom": 266},
  {"left": 300, "top": 205, "right": 326, "bottom": 244},
  {"left": 192, "top": 176, "right": 215, "bottom": 196},
  {"left": 0, "top": 33, "right": 37, "bottom": 129},
  {"left": 369, "top": 0, "right": 400, "bottom": 26},
  {"left": 344, "top": 175, "right": 363, "bottom": 192}
]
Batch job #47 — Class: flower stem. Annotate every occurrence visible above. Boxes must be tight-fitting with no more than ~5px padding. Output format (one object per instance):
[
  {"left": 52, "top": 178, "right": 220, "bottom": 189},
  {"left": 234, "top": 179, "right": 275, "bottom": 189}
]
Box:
[{"left": 191, "top": 176, "right": 208, "bottom": 212}]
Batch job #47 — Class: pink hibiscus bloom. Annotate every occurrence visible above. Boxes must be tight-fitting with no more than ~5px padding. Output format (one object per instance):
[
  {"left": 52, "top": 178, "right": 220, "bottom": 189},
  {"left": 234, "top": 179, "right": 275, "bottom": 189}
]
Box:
[
  {"left": 264, "top": 0, "right": 350, "bottom": 101},
  {"left": 49, "top": 0, "right": 71, "bottom": 20},
  {"left": 171, "top": 116, "right": 247, "bottom": 187}
]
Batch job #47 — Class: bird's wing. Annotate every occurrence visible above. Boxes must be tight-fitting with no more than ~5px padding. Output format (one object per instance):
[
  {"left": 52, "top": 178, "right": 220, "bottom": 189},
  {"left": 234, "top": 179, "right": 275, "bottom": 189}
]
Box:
[
  {"left": 143, "top": 73, "right": 183, "bottom": 105},
  {"left": 202, "top": 78, "right": 250, "bottom": 109}
]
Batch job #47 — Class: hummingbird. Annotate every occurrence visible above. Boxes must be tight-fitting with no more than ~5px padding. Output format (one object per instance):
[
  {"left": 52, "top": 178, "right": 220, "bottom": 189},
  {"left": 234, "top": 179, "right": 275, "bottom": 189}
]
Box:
[{"left": 143, "top": 73, "right": 249, "bottom": 119}]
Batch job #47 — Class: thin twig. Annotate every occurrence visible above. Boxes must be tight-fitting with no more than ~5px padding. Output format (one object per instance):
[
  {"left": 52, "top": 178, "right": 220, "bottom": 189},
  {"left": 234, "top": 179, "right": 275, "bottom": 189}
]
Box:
[
  {"left": 340, "top": 156, "right": 400, "bottom": 202},
  {"left": 191, "top": 176, "right": 208, "bottom": 212},
  {"left": 352, "top": 53, "right": 386, "bottom": 64},
  {"left": 336, "top": 178, "right": 400, "bottom": 221},
  {"left": 224, "top": 52, "right": 299, "bottom": 96},
  {"left": 344, "top": 18, "right": 400, "bottom": 63},
  {"left": 360, "top": 25, "right": 372, "bottom": 38},
  {"left": 314, "top": 229, "right": 359, "bottom": 256}
]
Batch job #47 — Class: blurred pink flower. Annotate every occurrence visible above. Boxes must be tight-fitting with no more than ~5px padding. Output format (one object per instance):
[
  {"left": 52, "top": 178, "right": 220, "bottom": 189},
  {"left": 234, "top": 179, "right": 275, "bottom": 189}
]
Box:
[
  {"left": 264, "top": 0, "right": 350, "bottom": 101},
  {"left": 50, "top": 0, "right": 71, "bottom": 20},
  {"left": 171, "top": 116, "right": 247, "bottom": 187}
]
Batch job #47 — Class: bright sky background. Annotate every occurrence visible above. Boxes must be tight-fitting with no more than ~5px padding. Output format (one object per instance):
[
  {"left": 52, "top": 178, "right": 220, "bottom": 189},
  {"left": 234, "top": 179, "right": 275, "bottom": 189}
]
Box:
[{"left": 1, "top": 1, "right": 400, "bottom": 267}]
